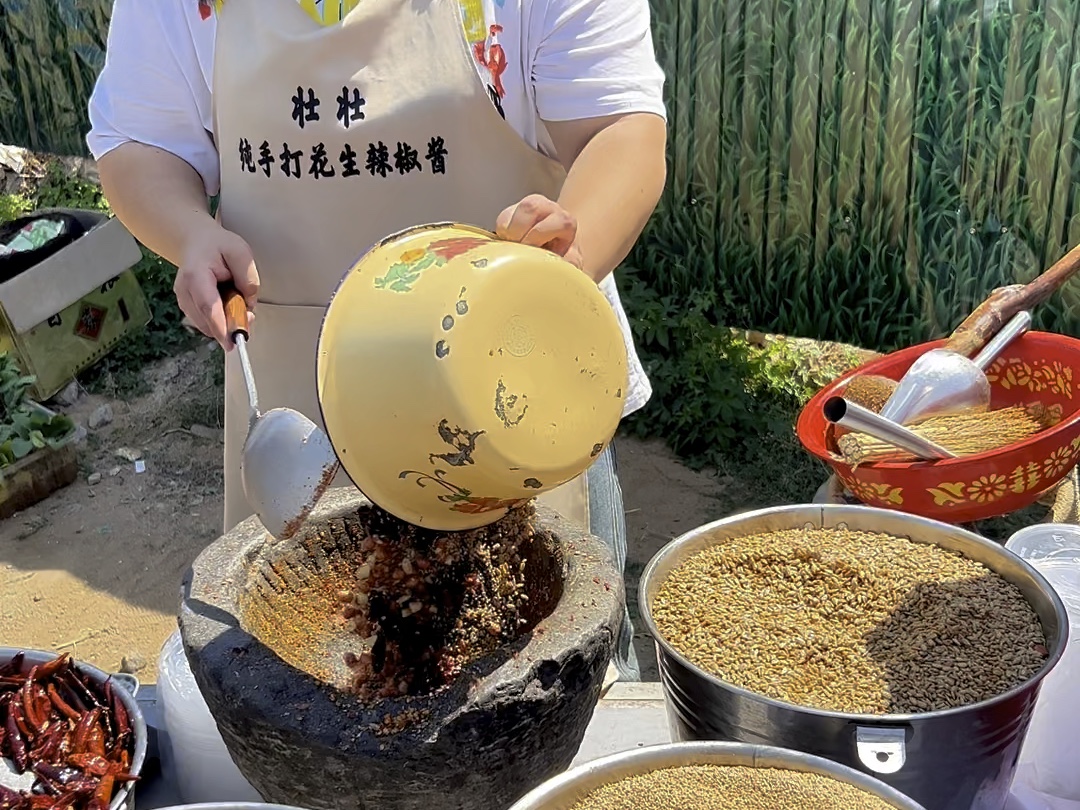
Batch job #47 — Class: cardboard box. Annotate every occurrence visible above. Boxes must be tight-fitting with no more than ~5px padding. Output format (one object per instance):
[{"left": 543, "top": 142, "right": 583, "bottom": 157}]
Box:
[{"left": 0, "top": 207, "right": 150, "bottom": 399}]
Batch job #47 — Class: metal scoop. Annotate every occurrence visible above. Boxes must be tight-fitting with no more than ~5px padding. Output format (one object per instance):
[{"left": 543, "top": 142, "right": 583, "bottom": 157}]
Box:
[
  {"left": 824, "top": 397, "right": 956, "bottom": 460},
  {"left": 222, "top": 285, "right": 340, "bottom": 540},
  {"left": 878, "top": 310, "right": 1032, "bottom": 425},
  {"left": 875, "top": 237, "right": 1080, "bottom": 425}
]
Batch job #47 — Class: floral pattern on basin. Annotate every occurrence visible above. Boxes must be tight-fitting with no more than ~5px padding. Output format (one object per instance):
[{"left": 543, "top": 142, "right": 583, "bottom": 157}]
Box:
[
  {"left": 986, "top": 356, "right": 1076, "bottom": 399},
  {"left": 375, "top": 237, "right": 491, "bottom": 292},
  {"left": 841, "top": 434, "right": 1080, "bottom": 513}
]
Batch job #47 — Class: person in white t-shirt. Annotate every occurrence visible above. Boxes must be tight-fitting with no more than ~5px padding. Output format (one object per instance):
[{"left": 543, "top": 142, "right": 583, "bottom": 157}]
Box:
[{"left": 87, "top": 0, "right": 666, "bottom": 683}]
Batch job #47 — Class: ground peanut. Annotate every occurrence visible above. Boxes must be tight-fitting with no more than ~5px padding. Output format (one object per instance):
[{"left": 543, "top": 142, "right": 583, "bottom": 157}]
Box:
[
  {"left": 652, "top": 528, "right": 1048, "bottom": 714},
  {"left": 338, "top": 503, "right": 559, "bottom": 704},
  {"left": 568, "top": 765, "right": 898, "bottom": 809}
]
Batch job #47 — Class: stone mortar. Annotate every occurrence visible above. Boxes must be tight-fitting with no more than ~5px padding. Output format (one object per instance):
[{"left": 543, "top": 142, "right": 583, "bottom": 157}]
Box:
[{"left": 178, "top": 487, "right": 623, "bottom": 810}]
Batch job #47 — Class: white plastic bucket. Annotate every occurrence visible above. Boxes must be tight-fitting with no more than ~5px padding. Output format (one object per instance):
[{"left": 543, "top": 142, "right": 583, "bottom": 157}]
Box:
[{"left": 158, "top": 631, "right": 262, "bottom": 803}]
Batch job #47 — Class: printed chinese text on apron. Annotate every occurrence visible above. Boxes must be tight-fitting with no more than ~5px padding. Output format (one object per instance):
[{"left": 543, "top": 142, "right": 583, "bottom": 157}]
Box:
[{"left": 212, "top": 0, "right": 589, "bottom": 533}]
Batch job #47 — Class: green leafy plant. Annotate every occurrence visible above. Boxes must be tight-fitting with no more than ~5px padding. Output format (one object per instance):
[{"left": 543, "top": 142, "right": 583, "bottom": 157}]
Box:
[
  {"left": 32, "top": 162, "right": 108, "bottom": 212},
  {"left": 622, "top": 267, "right": 804, "bottom": 455},
  {"left": 0, "top": 193, "right": 33, "bottom": 223},
  {"left": 619, "top": 254, "right": 866, "bottom": 502},
  {"left": 0, "top": 353, "right": 76, "bottom": 468}
]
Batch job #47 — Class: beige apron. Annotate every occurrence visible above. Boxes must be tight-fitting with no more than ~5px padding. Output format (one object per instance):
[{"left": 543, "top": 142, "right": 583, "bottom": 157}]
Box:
[{"left": 214, "top": 0, "right": 589, "bottom": 533}]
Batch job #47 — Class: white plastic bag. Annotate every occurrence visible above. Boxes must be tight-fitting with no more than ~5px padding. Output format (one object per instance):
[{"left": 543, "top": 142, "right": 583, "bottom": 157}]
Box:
[
  {"left": 1016, "top": 561, "right": 1080, "bottom": 800},
  {"left": 157, "top": 630, "right": 262, "bottom": 803}
]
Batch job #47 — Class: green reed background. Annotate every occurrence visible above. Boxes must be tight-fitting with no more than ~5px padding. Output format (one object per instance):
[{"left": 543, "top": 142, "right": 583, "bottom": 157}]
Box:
[
  {"left": 0, "top": 0, "right": 108, "bottom": 157},
  {"left": 631, "top": 0, "right": 1080, "bottom": 350}
]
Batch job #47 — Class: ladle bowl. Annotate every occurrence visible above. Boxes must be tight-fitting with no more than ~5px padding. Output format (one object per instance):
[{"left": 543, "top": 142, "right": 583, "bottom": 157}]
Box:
[
  {"left": 877, "top": 311, "right": 1031, "bottom": 425},
  {"left": 240, "top": 407, "right": 339, "bottom": 540},
  {"left": 797, "top": 331, "right": 1080, "bottom": 524}
]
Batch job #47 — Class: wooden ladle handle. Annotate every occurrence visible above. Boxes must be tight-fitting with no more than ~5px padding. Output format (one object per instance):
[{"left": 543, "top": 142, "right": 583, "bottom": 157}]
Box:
[
  {"left": 946, "top": 241, "right": 1080, "bottom": 356},
  {"left": 220, "top": 282, "right": 250, "bottom": 341}
]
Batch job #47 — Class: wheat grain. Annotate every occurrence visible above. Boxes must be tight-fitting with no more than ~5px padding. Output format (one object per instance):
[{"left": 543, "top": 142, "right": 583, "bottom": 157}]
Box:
[{"left": 651, "top": 527, "right": 1047, "bottom": 714}]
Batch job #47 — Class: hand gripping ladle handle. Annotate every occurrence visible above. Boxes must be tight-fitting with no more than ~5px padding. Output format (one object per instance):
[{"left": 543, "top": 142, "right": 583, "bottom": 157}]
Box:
[
  {"left": 222, "top": 283, "right": 249, "bottom": 342},
  {"left": 220, "top": 283, "right": 260, "bottom": 426}
]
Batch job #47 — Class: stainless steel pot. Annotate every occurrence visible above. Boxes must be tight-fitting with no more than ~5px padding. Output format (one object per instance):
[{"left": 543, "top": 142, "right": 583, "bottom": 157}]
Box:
[
  {"left": 507, "top": 741, "right": 926, "bottom": 809},
  {"left": 0, "top": 647, "right": 148, "bottom": 810},
  {"left": 638, "top": 505, "right": 1070, "bottom": 810}
]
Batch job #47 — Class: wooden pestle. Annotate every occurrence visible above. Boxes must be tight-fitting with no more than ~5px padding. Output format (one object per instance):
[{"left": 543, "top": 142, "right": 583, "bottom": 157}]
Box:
[{"left": 947, "top": 240, "right": 1080, "bottom": 357}]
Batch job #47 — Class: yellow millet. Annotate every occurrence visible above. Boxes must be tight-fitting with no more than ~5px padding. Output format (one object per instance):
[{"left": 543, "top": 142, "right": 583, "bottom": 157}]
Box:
[
  {"left": 567, "top": 765, "right": 898, "bottom": 809},
  {"left": 651, "top": 528, "right": 1048, "bottom": 714}
]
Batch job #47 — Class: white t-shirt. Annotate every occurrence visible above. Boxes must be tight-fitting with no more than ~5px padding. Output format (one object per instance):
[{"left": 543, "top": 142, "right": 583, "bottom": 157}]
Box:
[{"left": 86, "top": 0, "right": 668, "bottom": 198}]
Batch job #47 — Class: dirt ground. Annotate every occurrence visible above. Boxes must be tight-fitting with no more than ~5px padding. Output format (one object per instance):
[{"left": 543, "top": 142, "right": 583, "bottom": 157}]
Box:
[
  {"left": 0, "top": 345, "right": 227, "bottom": 681},
  {"left": 0, "top": 344, "right": 735, "bottom": 682}
]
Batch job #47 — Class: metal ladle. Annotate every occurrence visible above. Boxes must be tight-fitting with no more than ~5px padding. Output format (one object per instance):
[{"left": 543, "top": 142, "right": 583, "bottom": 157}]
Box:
[
  {"left": 824, "top": 397, "right": 956, "bottom": 461},
  {"left": 222, "top": 285, "right": 340, "bottom": 540},
  {"left": 878, "top": 310, "right": 1032, "bottom": 425}
]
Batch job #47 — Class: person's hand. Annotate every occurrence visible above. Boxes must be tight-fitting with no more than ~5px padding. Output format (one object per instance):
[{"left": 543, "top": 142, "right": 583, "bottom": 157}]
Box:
[
  {"left": 495, "top": 194, "right": 584, "bottom": 271},
  {"left": 174, "top": 222, "right": 259, "bottom": 350}
]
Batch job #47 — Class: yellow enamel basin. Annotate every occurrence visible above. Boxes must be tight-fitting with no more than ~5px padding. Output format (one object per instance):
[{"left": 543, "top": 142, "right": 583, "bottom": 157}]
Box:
[{"left": 316, "top": 223, "right": 629, "bottom": 530}]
